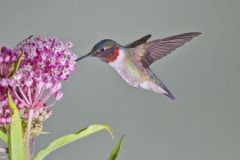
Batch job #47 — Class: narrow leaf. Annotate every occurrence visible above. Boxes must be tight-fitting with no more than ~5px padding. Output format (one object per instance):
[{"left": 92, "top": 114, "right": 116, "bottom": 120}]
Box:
[
  {"left": 0, "top": 130, "right": 8, "bottom": 143},
  {"left": 8, "top": 92, "right": 25, "bottom": 160},
  {"left": 33, "top": 124, "right": 113, "bottom": 160},
  {"left": 8, "top": 52, "right": 24, "bottom": 78},
  {"left": 108, "top": 135, "right": 125, "bottom": 160}
]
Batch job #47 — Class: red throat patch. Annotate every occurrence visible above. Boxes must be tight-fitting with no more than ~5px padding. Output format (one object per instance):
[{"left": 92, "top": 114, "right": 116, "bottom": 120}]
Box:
[
  {"left": 113, "top": 48, "right": 119, "bottom": 57},
  {"left": 105, "top": 48, "right": 119, "bottom": 63}
]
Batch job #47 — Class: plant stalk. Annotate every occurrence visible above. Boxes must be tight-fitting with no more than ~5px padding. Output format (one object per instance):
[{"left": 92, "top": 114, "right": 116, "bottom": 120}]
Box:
[{"left": 25, "top": 109, "right": 34, "bottom": 160}]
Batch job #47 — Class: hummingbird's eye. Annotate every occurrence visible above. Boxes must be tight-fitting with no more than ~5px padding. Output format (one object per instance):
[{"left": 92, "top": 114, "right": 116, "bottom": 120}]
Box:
[{"left": 99, "top": 48, "right": 105, "bottom": 53}]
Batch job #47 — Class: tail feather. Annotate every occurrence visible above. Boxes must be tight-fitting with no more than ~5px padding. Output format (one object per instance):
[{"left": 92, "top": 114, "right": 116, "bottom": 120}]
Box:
[
  {"left": 161, "top": 84, "right": 176, "bottom": 100},
  {"left": 148, "top": 69, "right": 176, "bottom": 100}
]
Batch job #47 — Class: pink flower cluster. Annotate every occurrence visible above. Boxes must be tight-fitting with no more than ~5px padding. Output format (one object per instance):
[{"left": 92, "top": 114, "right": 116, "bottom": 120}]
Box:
[{"left": 0, "top": 36, "right": 77, "bottom": 127}]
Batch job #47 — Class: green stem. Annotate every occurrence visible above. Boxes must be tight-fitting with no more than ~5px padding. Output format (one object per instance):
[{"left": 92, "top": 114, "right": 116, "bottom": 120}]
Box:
[{"left": 26, "top": 109, "right": 34, "bottom": 160}]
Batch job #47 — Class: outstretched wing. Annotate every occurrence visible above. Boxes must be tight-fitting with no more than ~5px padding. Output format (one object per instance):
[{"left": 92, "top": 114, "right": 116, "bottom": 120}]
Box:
[
  {"left": 125, "top": 34, "right": 151, "bottom": 48},
  {"left": 131, "top": 32, "right": 201, "bottom": 68}
]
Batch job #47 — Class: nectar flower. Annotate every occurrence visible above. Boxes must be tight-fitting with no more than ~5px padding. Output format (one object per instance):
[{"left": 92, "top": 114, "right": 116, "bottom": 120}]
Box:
[{"left": 0, "top": 35, "right": 77, "bottom": 127}]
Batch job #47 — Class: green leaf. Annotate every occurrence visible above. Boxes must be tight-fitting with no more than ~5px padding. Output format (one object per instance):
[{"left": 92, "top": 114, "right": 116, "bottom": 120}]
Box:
[
  {"left": 33, "top": 124, "right": 113, "bottom": 160},
  {"left": 108, "top": 135, "right": 125, "bottom": 160},
  {"left": 8, "top": 92, "right": 25, "bottom": 160},
  {"left": 0, "top": 130, "right": 8, "bottom": 143},
  {"left": 8, "top": 52, "right": 24, "bottom": 78}
]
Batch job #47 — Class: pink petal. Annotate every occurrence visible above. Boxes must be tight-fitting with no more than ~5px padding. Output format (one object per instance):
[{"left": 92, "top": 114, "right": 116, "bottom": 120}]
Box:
[{"left": 55, "top": 91, "right": 63, "bottom": 101}]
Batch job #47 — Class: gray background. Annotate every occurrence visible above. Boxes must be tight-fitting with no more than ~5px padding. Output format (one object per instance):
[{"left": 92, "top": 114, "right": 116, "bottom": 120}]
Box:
[{"left": 0, "top": 0, "right": 240, "bottom": 159}]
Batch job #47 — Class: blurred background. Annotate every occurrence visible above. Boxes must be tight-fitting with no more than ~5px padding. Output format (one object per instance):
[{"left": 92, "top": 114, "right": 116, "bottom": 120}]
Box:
[{"left": 0, "top": 0, "right": 239, "bottom": 159}]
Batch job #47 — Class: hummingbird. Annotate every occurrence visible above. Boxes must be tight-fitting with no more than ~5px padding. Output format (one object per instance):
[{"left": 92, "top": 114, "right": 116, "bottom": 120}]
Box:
[{"left": 76, "top": 32, "right": 201, "bottom": 100}]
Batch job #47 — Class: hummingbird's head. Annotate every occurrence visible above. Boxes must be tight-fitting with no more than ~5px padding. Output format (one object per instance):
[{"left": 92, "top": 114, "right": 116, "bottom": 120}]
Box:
[{"left": 76, "top": 39, "right": 121, "bottom": 63}]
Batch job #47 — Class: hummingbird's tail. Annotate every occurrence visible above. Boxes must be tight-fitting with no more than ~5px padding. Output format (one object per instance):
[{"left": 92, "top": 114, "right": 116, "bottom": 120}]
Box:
[
  {"left": 148, "top": 70, "right": 176, "bottom": 100},
  {"left": 161, "top": 84, "right": 176, "bottom": 100}
]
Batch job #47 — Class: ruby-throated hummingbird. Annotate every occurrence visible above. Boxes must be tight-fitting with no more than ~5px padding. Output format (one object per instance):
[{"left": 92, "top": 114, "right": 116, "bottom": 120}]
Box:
[{"left": 76, "top": 32, "right": 201, "bottom": 100}]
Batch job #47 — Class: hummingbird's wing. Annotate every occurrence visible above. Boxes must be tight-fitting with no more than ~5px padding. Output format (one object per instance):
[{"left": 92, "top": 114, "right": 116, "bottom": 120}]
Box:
[
  {"left": 125, "top": 34, "right": 151, "bottom": 48},
  {"left": 131, "top": 32, "right": 201, "bottom": 68}
]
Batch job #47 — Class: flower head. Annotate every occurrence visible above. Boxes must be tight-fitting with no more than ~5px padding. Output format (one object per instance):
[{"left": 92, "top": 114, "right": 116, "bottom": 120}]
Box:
[{"left": 0, "top": 36, "right": 77, "bottom": 126}]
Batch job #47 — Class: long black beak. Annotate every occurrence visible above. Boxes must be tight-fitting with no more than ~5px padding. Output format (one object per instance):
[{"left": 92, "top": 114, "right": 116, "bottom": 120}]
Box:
[{"left": 75, "top": 52, "right": 91, "bottom": 62}]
